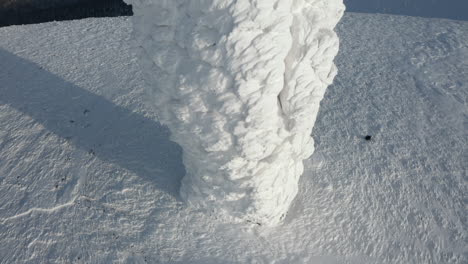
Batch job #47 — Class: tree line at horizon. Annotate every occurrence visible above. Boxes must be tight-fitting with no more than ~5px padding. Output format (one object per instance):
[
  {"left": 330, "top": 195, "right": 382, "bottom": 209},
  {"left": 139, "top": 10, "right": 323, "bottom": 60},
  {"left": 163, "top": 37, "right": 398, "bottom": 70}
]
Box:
[{"left": 0, "top": 0, "right": 132, "bottom": 27}]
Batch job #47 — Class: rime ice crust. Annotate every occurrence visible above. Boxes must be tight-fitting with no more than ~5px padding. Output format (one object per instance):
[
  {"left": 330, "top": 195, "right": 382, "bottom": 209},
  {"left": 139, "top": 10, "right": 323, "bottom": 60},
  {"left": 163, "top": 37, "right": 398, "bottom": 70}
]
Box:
[{"left": 125, "top": 0, "right": 344, "bottom": 226}]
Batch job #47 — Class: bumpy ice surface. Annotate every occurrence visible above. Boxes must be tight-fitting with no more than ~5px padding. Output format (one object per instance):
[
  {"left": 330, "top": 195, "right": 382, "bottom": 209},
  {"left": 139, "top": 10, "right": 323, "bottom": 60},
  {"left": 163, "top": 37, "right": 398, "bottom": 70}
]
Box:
[{"left": 125, "top": 0, "right": 345, "bottom": 225}]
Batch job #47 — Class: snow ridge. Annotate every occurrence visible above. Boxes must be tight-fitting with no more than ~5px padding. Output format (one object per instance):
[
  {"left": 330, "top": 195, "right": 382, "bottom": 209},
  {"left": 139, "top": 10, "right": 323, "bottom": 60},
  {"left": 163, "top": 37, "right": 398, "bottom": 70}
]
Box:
[{"left": 126, "top": 0, "right": 344, "bottom": 226}]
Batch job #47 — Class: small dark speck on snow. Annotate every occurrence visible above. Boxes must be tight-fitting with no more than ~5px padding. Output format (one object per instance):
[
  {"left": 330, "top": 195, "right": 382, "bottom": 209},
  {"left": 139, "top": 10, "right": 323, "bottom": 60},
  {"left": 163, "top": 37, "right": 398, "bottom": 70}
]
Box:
[{"left": 247, "top": 220, "right": 262, "bottom": 226}]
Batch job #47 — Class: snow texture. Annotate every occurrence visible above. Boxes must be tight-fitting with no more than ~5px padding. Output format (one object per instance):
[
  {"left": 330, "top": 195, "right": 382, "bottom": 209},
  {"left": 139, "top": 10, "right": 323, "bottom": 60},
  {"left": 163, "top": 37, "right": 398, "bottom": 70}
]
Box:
[
  {"left": 1, "top": 14, "right": 467, "bottom": 263},
  {"left": 125, "top": 0, "right": 345, "bottom": 226},
  {"left": 344, "top": 0, "right": 468, "bottom": 21}
]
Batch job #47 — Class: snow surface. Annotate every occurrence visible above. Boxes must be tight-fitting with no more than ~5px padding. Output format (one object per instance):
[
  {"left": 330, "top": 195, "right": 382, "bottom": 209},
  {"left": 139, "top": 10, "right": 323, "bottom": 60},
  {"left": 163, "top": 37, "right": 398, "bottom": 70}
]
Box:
[
  {"left": 125, "top": 0, "right": 344, "bottom": 226},
  {"left": 344, "top": 0, "right": 468, "bottom": 21},
  {"left": 0, "top": 13, "right": 467, "bottom": 263}
]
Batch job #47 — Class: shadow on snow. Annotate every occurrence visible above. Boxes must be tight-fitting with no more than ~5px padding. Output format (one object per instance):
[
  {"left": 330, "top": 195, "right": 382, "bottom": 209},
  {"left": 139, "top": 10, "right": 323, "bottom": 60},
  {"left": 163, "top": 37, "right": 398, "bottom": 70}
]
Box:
[{"left": 0, "top": 48, "right": 185, "bottom": 197}]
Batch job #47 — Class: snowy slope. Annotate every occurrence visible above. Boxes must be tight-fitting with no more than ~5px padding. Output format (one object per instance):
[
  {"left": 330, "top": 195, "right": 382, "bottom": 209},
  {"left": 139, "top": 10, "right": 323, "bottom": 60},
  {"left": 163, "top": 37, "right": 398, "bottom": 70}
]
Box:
[
  {"left": 0, "top": 14, "right": 467, "bottom": 264},
  {"left": 344, "top": 0, "right": 468, "bottom": 21}
]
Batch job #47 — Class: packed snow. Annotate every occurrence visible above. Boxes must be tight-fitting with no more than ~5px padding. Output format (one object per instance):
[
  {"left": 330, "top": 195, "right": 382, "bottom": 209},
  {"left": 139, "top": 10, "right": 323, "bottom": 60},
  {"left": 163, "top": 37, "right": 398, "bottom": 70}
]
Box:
[
  {"left": 0, "top": 13, "right": 467, "bottom": 264},
  {"left": 344, "top": 0, "right": 468, "bottom": 21},
  {"left": 125, "top": 0, "right": 344, "bottom": 226}
]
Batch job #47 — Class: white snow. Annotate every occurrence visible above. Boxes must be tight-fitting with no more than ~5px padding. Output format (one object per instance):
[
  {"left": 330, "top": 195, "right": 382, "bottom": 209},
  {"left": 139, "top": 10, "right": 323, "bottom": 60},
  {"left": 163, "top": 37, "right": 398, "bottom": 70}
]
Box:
[
  {"left": 344, "top": 0, "right": 468, "bottom": 21},
  {"left": 0, "top": 13, "right": 467, "bottom": 263},
  {"left": 125, "top": 0, "right": 345, "bottom": 226}
]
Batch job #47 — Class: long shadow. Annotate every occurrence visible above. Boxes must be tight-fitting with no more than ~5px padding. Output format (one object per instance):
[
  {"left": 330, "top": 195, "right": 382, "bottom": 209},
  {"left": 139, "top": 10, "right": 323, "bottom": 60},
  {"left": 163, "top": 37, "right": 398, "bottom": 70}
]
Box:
[
  {"left": 344, "top": 0, "right": 468, "bottom": 21},
  {"left": 0, "top": 48, "right": 185, "bottom": 196}
]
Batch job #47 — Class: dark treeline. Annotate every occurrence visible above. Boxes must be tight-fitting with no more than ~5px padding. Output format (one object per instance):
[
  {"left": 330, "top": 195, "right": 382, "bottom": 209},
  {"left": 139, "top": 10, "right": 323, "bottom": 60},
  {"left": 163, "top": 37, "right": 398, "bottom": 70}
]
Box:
[{"left": 0, "top": 0, "right": 132, "bottom": 27}]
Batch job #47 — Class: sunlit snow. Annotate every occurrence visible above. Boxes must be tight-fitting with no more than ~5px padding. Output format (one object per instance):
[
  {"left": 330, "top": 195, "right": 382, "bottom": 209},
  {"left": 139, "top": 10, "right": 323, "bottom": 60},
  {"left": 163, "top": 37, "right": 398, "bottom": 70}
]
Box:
[{"left": 0, "top": 12, "right": 466, "bottom": 264}]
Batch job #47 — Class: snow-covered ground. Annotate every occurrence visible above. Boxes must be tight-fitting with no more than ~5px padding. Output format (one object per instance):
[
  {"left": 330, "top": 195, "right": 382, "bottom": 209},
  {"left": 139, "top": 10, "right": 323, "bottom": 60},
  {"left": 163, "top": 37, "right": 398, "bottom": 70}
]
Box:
[
  {"left": 0, "top": 13, "right": 466, "bottom": 264},
  {"left": 344, "top": 0, "right": 468, "bottom": 21}
]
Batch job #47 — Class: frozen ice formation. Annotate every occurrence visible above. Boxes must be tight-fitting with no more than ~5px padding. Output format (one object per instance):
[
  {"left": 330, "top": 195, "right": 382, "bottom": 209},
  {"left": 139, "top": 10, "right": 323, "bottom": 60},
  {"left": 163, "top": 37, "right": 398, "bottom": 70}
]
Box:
[{"left": 125, "top": 0, "right": 344, "bottom": 226}]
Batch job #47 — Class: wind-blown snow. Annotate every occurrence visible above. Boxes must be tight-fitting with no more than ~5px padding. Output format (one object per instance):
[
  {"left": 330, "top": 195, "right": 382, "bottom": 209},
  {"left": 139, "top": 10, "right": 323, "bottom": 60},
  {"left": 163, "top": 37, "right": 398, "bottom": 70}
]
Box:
[
  {"left": 125, "top": 0, "right": 345, "bottom": 225},
  {"left": 344, "top": 0, "right": 468, "bottom": 21},
  {"left": 0, "top": 14, "right": 466, "bottom": 263}
]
